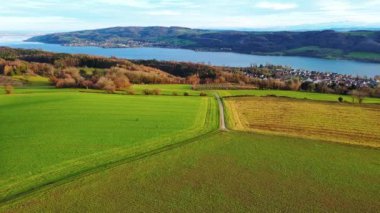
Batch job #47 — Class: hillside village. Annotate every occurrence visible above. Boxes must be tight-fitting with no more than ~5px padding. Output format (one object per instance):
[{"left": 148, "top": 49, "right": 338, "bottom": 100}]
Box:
[{"left": 246, "top": 66, "right": 379, "bottom": 89}]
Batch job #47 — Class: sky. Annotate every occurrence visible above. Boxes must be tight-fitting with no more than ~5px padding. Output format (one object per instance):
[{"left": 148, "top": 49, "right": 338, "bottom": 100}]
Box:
[{"left": 1, "top": 0, "right": 380, "bottom": 32}]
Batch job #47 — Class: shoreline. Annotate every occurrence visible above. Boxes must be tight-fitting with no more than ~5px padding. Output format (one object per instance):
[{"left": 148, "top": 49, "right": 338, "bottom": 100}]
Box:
[{"left": 2, "top": 42, "right": 380, "bottom": 78}]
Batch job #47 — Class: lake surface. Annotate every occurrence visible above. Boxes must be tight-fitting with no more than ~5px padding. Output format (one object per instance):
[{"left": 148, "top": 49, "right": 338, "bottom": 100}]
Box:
[{"left": 1, "top": 41, "right": 380, "bottom": 77}]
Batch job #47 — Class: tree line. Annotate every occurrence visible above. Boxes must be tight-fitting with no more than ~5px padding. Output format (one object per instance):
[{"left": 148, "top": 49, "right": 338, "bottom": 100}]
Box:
[{"left": 1, "top": 47, "right": 379, "bottom": 98}]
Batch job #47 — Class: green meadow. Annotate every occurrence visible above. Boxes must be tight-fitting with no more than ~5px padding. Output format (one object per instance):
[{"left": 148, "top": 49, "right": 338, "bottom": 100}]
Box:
[
  {"left": 132, "top": 84, "right": 201, "bottom": 96},
  {"left": 0, "top": 89, "right": 218, "bottom": 203},
  {"left": 3, "top": 131, "right": 379, "bottom": 212},
  {"left": 218, "top": 89, "right": 380, "bottom": 104},
  {"left": 1, "top": 83, "right": 379, "bottom": 211},
  {"left": 346, "top": 52, "right": 380, "bottom": 61}
]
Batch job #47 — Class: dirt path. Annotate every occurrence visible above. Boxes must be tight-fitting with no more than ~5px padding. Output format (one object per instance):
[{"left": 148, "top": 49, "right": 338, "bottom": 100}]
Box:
[{"left": 215, "top": 94, "right": 227, "bottom": 131}]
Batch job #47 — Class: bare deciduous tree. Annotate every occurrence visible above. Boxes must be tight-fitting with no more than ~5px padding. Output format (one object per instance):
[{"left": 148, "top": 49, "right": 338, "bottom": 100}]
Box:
[{"left": 351, "top": 90, "right": 368, "bottom": 104}]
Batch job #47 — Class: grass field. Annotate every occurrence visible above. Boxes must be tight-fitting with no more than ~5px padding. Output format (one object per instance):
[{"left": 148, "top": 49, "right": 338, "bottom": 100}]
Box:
[
  {"left": 7, "top": 76, "right": 380, "bottom": 104},
  {"left": 0, "top": 90, "right": 218, "bottom": 203},
  {"left": 1, "top": 83, "right": 379, "bottom": 211},
  {"left": 4, "top": 81, "right": 206, "bottom": 96},
  {"left": 12, "top": 75, "right": 50, "bottom": 86},
  {"left": 346, "top": 52, "right": 380, "bottom": 61},
  {"left": 132, "top": 84, "right": 202, "bottom": 96},
  {"left": 2, "top": 131, "right": 379, "bottom": 212},
  {"left": 285, "top": 46, "right": 343, "bottom": 59},
  {"left": 218, "top": 89, "right": 380, "bottom": 104},
  {"left": 224, "top": 96, "right": 380, "bottom": 147}
]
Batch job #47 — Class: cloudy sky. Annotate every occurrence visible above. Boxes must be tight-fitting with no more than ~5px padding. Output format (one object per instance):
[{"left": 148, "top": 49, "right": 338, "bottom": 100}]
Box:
[{"left": 1, "top": 0, "right": 380, "bottom": 32}]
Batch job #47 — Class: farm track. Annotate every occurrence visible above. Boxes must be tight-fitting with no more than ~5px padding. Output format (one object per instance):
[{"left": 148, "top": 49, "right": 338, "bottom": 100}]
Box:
[
  {"left": 0, "top": 96, "right": 224, "bottom": 207},
  {"left": 215, "top": 94, "right": 228, "bottom": 131}
]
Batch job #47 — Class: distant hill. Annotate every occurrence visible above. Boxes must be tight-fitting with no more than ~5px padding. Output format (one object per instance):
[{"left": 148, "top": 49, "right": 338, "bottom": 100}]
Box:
[{"left": 27, "top": 26, "right": 380, "bottom": 63}]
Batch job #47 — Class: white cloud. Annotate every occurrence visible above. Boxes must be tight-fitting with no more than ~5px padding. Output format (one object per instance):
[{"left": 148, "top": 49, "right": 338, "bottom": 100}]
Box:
[
  {"left": 95, "top": 0, "right": 199, "bottom": 9},
  {"left": 312, "top": 0, "right": 380, "bottom": 24},
  {"left": 179, "top": 7, "right": 380, "bottom": 29},
  {"left": 96, "top": 0, "right": 154, "bottom": 8},
  {"left": 145, "top": 10, "right": 181, "bottom": 16},
  {"left": 316, "top": 0, "right": 353, "bottom": 12},
  {"left": 255, "top": 1, "right": 298, "bottom": 10},
  {"left": 0, "top": 16, "right": 106, "bottom": 32},
  {"left": 3, "top": 0, "right": 56, "bottom": 9},
  {"left": 1, "top": 0, "right": 380, "bottom": 31}
]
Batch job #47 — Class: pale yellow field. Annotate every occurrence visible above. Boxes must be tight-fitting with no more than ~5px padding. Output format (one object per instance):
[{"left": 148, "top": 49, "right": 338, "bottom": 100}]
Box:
[{"left": 225, "top": 97, "right": 380, "bottom": 147}]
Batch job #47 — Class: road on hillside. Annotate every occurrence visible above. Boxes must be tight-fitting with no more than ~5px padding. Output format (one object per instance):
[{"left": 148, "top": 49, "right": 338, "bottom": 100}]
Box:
[{"left": 215, "top": 94, "right": 227, "bottom": 131}]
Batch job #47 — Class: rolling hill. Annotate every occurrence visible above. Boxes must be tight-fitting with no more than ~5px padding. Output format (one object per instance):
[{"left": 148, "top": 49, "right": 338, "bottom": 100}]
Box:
[{"left": 27, "top": 26, "right": 380, "bottom": 62}]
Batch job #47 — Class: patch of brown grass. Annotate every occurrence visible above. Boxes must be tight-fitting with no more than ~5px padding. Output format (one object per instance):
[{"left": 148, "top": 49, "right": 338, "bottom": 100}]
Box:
[{"left": 226, "top": 97, "right": 380, "bottom": 147}]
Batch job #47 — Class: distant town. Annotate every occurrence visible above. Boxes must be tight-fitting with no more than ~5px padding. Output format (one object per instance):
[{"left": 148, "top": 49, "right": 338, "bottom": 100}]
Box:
[
  {"left": 245, "top": 66, "right": 379, "bottom": 89},
  {"left": 65, "top": 40, "right": 160, "bottom": 48}
]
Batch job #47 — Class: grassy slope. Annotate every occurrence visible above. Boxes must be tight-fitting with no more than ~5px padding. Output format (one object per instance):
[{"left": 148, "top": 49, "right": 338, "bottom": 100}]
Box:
[
  {"left": 224, "top": 96, "right": 380, "bottom": 147},
  {"left": 346, "top": 52, "right": 380, "bottom": 61},
  {"left": 2, "top": 131, "right": 379, "bottom": 212},
  {"left": 218, "top": 89, "right": 380, "bottom": 104},
  {"left": 11, "top": 75, "right": 50, "bottom": 87},
  {"left": 283, "top": 46, "right": 380, "bottom": 62},
  {"left": 0, "top": 90, "right": 218, "bottom": 202},
  {"left": 285, "top": 46, "right": 344, "bottom": 59}
]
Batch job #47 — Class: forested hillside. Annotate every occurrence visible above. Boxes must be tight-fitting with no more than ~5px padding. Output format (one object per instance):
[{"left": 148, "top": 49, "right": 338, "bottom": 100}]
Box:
[{"left": 28, "top": 27, "right": 380, "bottom": 62}]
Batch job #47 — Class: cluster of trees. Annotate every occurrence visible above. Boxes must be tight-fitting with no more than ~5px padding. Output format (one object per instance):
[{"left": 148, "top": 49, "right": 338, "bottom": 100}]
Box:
[
  {"left": 353, "top": 86, "right": 380, "bottom": 99},
  {"left": 0, "top": 48, "right": 184, "bottom": 92},
  {"left": 251, "top": 78, "right": 301, "bottom": 91},
  {"left": 140, "top": 60, "right": 380, "bottom": 98},
  {"left": 0, "top": 47, "right": 182, "bottom": 83},
  {"left": 49, "top": 65, "right": 186, "bottom": 92},
  {"left": 299, "top": 81, "right": 380, "bottom": 98},
  {"left": 250, "top": 78, "right": 380, "bottom": 98},
  {"left": 133, "top": 60, "right": 252, "bottom": 84},
  {"left": 133, "top": 60, "right": 218, "bottom": 78},
  {"left": 133, "top": 60, "right": 310, "bottom": 91},
  {"left": 336, "top": 89, "right": 379, "bottom": 104},
  {"left": 350, "top": 90, "right": 369, "bottom": 104},
  {"left": 50, "top": 67, "right": 131, "bottom": 93},
  {"left": 0, "top": 58, "right": 56, "bottom": 77},
  {"left": 0, "top": 47, "right": 121, "bottom": 68},
  {"left": 1, "top": 47, "right": 379, "bottom": 98}
]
